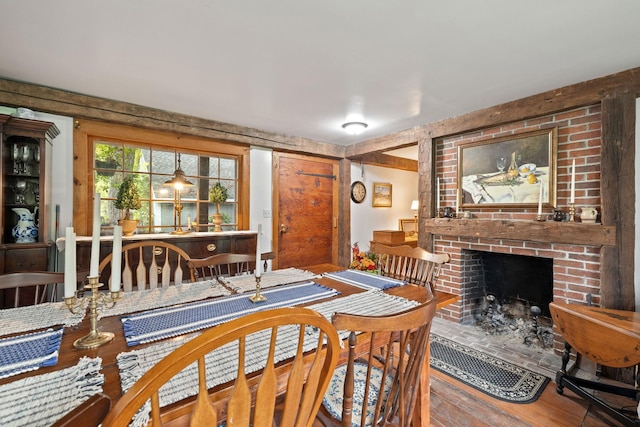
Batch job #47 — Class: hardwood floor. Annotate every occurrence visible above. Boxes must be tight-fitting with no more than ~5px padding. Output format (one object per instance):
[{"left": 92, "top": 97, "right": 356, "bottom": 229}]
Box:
[
  {"left": 312, "top": 317, "right": 637, "bottom": 426},
  {"left": 429, "top": 368, "right": 631, "bottom": 426},
  {"left": 427, "top": 317, "right": 636, "bottom": 426},
  {"left": 312, "top": 371, "right": 632, "bottom": 427}
]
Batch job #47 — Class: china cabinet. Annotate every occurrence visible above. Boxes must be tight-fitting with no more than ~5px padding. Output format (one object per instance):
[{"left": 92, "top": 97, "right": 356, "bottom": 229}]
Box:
[{"left": 0, "top": 114, "right": 59, "bottom": 272}]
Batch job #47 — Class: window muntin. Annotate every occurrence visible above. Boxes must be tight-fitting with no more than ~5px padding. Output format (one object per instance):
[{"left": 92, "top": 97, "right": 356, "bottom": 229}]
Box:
[{"left": 94, "top": 140, "right": 239, "bottom": 234}]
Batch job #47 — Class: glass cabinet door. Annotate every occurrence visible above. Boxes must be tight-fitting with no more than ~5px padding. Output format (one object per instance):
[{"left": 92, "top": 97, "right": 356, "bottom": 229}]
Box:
[{"left": 0, "top": 114, "right": 59, "bottom": 245}]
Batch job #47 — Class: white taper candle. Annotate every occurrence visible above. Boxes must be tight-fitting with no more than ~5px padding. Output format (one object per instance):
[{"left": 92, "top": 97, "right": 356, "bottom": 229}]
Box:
[
  {"left": 537, "top": 182, "right": 543, "bottom": 216},
  {"left": 570, "top": 159, "right": 575, "bottom": 203},
  {"left": 255, "top": 224, "right": 262, "bottom": 277},
  {"left": 64, "top": 227, "right": 76, "bottom": 298},
  {"left": 436, "top": 177, "right": 440, "bottom": 212},
  {"left": 89, "top": 193, "right": 101, "bottom": 277},
  {"left": 111, "top": 225, "right": 122, "bottom": 292}
]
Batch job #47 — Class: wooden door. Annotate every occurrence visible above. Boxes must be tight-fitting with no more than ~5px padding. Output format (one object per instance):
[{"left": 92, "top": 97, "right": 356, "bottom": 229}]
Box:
[{"left": 273, "top": 152, "right": 339, "bottom": 269}]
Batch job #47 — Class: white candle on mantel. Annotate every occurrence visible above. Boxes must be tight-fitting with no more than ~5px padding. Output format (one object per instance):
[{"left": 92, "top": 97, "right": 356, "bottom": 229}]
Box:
[
  {"left": 456, "top": 188, "right": 460, "bottom": 216},
  {"left": 255, "top": 224, "right": 262, "bottom": 277},
  {"left": 89, "top": 193, "right": 101, "bottom": 277},
  {"left": 64, "top": 227, "right": 76, "bottom": 298},
  {"left": 537, "top": 182, "right": 543, "bottom": 217},
  {"left": 570, "top": 159, "right": 576, "bottom": 203},
  {"left": 436, "top": 177, "right": 440, "bottom": 212},
  {"left": 111, "top": 225, "right": 123, "bottom": 292}
]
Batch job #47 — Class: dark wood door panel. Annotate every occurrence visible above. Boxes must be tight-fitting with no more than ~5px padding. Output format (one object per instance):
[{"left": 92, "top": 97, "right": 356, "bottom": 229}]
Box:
[{"left": 274, "top": 152, "right": 338, "bottom": 269}]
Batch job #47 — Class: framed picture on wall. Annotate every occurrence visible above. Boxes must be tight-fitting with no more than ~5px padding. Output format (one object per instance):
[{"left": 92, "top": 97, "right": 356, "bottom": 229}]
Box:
[
  {"left": 457, "top": 128, "right": 557, "bottom": 208},
  {"left": 372, "top": 182, "right": 392, "bottom": 207}
]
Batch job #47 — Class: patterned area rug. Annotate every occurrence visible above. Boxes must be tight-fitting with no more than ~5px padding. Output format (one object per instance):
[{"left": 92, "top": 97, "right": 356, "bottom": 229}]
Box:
[{"left": 430, "top": 334, "right": 550, "bottom": 403}]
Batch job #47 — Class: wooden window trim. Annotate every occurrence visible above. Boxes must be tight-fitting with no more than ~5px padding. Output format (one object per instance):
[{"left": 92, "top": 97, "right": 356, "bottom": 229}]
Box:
[{"left": 73, "top": 119, "right": 250, "bottom": 236}]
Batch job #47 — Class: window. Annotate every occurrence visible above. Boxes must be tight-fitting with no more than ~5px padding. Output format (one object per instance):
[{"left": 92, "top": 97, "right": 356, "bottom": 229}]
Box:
[
  {"left": 74, "top": 120, "right": 249, "bottom": 236},
  {"left": 94, "top": 141, "right": 240, "bottom": 234}
]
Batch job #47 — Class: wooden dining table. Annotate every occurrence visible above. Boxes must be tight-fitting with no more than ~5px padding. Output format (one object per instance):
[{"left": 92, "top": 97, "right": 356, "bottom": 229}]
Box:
[{"left": 0, "top": 263, "right": 458, "bottom": 426}]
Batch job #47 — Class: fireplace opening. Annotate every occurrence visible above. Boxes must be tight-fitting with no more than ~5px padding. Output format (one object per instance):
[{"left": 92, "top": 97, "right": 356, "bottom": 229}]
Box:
[
  {"left": 471, "top": 251, "right": 554, "bottom": 348},
  {"left": 481, "top": 251, "right": 553, "bottom": 316}
]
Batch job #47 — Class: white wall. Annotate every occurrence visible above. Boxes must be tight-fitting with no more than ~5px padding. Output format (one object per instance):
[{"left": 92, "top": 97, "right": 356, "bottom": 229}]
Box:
[
  {"left": 33, "top": 112, "right": 75, "bottom": 240},
  {"left": 250, "top": 147, "right": 274, "bottom": 270},
  {"left": 350, "top": 163, "right": 418, "bottom": 252}
]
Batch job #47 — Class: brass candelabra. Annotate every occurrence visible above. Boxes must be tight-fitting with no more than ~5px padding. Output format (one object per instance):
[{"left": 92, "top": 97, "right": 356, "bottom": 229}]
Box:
[
  {"left": 64, "top": 276, "right": 121, "bottom": 349},
  {"left": 569, "top": 203, "right": 575, "bottom": 222},
  {"left": 249, "top": 275, "right": 267, "bottom": 303}
]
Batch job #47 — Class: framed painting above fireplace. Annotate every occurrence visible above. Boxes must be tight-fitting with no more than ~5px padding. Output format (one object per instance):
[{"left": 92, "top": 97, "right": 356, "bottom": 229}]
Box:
[{"left": 457, "top": 128, "right": 557, "bottom": 208}]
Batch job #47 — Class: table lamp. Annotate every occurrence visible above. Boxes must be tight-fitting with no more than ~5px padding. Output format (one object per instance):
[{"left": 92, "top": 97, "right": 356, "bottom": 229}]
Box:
[{"left": 411, "top": 199, "right": 419, "bottom": 235}]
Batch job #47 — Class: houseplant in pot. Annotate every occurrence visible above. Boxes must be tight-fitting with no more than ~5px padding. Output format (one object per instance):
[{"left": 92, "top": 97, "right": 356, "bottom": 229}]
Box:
[
  {"left": 209, "top": 182, "right": 228, "bottom": 232},
  {"left": 115, "top": 175, "right": 142, "bottom": 236}
]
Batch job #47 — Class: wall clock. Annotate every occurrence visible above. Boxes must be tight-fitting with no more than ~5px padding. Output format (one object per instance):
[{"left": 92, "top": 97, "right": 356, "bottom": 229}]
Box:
[{"left": 350, "top": 181, "right": 366, "bottom": 203}]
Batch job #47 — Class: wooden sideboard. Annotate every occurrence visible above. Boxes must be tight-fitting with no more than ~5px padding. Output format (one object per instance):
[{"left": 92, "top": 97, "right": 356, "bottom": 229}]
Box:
[{"left": 56, "top": 231, "right": 257, "bottom": 283}]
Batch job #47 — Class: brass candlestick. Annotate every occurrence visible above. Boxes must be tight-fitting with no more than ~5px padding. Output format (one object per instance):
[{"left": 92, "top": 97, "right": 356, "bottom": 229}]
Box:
[
  {"left": 249, "top": 275, "right": 267, "bottom": 303},
  {"left": 65, "top": 275, "right": 121, "bottom": 349},
  {"left": 569, "top": 203, "right": 575, "bottom": 222}
]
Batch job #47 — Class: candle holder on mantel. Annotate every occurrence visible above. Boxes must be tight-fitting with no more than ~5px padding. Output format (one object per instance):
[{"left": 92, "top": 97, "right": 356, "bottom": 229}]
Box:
[
  {"left": 249, "top": 276, "right": 267, "bottom": 303},
  {"left": 569, "top": 203, "right": 575, "bottom": 222},
  {"left": 64, "top": 276, "right": 121, "bottom": 349}
]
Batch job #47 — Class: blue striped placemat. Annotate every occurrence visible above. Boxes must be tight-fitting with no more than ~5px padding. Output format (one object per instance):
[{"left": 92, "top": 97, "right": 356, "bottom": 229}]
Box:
[
  {"left": 0, "top": 327, "right": 63, "bottom": 379},
  {"left": 121, "top": 281, "right": 339, "bottom": 346},
  {"left": 323, "top": 269, "right": 406, "bottom": 290}
]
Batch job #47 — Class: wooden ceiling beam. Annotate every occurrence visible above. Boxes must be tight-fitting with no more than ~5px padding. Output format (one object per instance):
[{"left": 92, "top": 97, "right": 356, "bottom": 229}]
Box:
[
  {"left": 0, "top": 78, "right": 346, "bottom": 159},
  {"left": 349, "top": 152, "right": 418, "bottom": 172}
]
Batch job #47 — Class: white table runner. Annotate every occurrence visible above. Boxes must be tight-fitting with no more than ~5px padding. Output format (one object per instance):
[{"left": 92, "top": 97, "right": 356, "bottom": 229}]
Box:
[{"left": 220, "top": 267, "right": 319, "bottom": 293}]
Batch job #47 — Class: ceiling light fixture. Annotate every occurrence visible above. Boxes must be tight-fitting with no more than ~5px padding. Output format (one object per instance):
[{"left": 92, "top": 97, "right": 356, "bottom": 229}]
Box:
[
  {"left": 341, "top": 121, "right": 368, "bottom": 135},
  {"left": 164, "top": 153, "right": 194, "bottom": 235}
]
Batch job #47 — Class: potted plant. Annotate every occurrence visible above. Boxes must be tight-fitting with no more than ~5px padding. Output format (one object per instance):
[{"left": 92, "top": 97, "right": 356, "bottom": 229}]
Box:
[
  {"left": 115, "top": 175, "right": 141, "bottom": 236},
  {"left": 209, "top": 182, "right": 228, "bottom": 232}
]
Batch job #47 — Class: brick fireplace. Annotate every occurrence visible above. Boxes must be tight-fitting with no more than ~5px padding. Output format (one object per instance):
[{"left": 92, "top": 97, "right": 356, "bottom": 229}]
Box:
[
  {"left": 431, "top": 230, "right": 603, "bottom": 324},
  {"left": 424, "top": 104, "right": 618, "bottom": 351}
]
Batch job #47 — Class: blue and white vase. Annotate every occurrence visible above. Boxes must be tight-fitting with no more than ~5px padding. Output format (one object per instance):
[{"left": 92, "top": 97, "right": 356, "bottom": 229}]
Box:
[{"left": 12, "top": 207, "right": 38, "bottom": 243}]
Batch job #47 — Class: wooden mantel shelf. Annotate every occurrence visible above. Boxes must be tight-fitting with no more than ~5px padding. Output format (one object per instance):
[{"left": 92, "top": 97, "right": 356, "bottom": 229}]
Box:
[{"left": 424, "top": 218, "right": 616, "bottom": 247}]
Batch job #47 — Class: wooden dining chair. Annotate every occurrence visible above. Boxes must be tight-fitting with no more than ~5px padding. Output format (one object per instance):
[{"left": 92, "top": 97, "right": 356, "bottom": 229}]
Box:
[
  {"left": 101, "top": 307, "right": 341, "bottom": 427},
  {"left": 98, "top": 241, "right": 193, "bottom": 292},
  {"left": 50, "top": 393, "right": 111, "bottom": 427},
  {"left": 187, "top": 252, "right": 257, "bottom": 282},
  {"left": 318, "top": 298, "right": 438, "bottom": 427},
  {"left": 261, "top": 251, "right": 276, "bottom": 272},
  {"left": 0, "top": 271, "right": 65, "bottom": 308},
  {"left": 371, "top": 243, "right": 450, "bottom": 297}
]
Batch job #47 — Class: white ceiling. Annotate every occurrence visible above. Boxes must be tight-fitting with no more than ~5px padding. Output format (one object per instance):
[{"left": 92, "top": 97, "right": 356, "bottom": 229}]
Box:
[{"left": 1, "top": 1, "right": 640, "bottom": 151}]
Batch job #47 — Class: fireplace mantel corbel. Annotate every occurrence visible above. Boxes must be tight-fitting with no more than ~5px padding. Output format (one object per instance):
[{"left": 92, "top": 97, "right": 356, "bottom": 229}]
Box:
[{"left": 423, "top": 218, "right": 616, "bottom": 247}]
